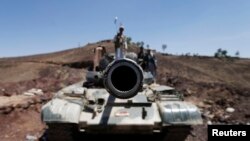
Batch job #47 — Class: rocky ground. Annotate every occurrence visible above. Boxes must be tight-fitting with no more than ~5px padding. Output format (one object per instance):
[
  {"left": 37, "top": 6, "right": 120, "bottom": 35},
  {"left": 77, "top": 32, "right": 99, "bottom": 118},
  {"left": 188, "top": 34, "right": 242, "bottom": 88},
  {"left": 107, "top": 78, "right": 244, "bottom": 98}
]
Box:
[
  {"left": 0, "top": 41, "right": 249, "bottom": 141},
  {"left": 0, "top": 62, "right": 85, "bottom": 141}
]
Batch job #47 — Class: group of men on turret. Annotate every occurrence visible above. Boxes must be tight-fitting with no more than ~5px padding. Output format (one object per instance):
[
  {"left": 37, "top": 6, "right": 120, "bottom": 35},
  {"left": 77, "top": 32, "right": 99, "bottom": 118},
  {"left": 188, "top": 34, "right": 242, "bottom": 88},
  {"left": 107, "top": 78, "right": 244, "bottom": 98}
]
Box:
[
  {"left": 137, "top": 46, "right": 157, "bottom": 79},
  {"left": 93, "top": 26, "right": 157, "bottom": 80},
  {"left": 114, "top": 26, "right": 157, "bottom": 80}
]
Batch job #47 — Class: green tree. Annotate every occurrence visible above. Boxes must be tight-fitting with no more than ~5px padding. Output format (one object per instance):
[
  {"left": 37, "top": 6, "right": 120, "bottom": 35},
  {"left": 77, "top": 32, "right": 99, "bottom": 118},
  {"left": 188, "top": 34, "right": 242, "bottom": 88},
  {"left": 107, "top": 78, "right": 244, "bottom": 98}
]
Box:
[
  {"left": 235, "top": 51, "right": 240, "bottom": 57},
  {"left": 136, "top": 41, "right": 145, "bottom": 47},
  {"left": 126, "top": 37, "right": 132, "bottom": 45},
  {"left": 141, "top": 41, "right": 144, "bottom": 47},
  {"left": 218, "top": 48, "right": 222, "bottom": 53},
  {"left": 162, "top": 44, "right": 167, "bottom": 52},
  {"left": 214, "top": 48, "right": 229, "bottom": 58},
  {"left": 214, "top": 52, "right": 219, "bottom": 58},
  {"left": 221, "top": 50, "right": 227, "bottom": 57},
  {"left": 136, "top": 42, "right": 141, "bottom": 47}
]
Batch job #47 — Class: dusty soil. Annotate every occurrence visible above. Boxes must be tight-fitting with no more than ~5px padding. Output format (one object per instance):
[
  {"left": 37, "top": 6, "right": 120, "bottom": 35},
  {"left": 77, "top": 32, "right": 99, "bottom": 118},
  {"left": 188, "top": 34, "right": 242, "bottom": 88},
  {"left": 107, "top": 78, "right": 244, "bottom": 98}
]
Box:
[
  {"left": 0, "top": 40, "right": 249, "bottom": 141},
  {"left": 0, "top": 105, "right": 44, "bottom": 141}
]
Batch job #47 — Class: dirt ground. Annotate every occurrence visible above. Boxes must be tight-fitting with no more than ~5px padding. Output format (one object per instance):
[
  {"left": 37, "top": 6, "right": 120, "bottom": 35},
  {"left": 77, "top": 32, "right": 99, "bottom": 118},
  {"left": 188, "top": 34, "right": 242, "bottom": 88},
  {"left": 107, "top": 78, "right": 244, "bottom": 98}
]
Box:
[{"left": 0, "top": 41, "right": 249, "bottom": 141}]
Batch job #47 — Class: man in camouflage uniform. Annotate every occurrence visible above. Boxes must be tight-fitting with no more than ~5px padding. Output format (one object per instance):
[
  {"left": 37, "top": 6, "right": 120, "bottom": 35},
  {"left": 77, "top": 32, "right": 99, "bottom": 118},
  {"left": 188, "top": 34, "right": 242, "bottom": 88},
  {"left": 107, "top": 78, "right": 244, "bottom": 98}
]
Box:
[{"left": 114, "top": 26, "right": 127, "bottom": 59}]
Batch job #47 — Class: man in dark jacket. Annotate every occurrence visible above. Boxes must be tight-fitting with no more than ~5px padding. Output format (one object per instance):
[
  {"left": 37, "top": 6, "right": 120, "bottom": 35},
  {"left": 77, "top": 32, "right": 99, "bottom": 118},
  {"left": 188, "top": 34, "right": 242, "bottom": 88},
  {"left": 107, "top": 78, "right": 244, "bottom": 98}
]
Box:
[
  {"left": 144, "top": 49, "right": 157, "bottom": 81},
  {"left": 137, "top": 46, "right": 146, "bottom": 70}
]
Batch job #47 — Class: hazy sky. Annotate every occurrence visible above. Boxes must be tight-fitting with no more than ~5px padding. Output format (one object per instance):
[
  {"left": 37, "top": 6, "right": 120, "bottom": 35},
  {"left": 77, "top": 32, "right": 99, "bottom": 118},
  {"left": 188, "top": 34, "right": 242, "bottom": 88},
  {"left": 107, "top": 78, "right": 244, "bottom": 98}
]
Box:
[{"left": 0, "top": 0, "right": 249, "bottom": 57}]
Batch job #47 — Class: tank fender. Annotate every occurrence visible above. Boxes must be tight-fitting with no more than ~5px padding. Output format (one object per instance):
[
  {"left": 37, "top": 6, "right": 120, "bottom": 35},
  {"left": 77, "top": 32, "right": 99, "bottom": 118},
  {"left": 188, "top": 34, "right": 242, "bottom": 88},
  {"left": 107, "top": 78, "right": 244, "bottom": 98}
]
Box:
[
  {"left": 158, "top": 101, "right": 203, "bottom": 125},
  {"left": 42, "top": 98, "right": 82, "bottom": 124}
]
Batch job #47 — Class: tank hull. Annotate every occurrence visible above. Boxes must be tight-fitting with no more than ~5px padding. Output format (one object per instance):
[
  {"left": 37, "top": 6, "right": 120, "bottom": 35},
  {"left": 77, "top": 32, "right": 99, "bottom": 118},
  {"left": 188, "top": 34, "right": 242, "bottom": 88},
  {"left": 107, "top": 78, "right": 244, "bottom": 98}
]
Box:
[{"left": 42, "top": 81, "right": 202, "bottom": 134}]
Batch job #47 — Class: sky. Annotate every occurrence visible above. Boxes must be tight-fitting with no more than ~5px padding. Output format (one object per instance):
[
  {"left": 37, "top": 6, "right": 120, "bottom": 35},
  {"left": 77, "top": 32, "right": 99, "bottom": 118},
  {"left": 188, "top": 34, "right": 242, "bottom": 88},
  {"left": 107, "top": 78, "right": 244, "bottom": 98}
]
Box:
[{"left": 0, "top": 0, "right": 250, "bottom": 58}]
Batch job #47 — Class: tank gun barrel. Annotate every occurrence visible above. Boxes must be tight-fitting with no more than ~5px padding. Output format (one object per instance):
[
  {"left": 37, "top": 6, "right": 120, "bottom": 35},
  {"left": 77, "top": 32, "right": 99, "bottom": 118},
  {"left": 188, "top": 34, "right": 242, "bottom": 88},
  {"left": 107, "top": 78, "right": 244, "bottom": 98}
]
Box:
[{"left": 103, "top": 58, "right": 143, "bottom": 99}]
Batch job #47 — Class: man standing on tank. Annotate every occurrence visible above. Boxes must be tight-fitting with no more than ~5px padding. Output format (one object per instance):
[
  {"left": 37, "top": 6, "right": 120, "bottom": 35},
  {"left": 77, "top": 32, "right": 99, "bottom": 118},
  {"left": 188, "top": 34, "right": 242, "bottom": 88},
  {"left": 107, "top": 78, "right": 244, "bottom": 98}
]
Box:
[
  {"left": 114, "top": 26, "right": 127, "bottom": 59},
  {"left": 144, "top": 49, "right": 157, "bottom": 82},
  {"left": 137, "top": 46, "right": 146, "bottom": 70}
]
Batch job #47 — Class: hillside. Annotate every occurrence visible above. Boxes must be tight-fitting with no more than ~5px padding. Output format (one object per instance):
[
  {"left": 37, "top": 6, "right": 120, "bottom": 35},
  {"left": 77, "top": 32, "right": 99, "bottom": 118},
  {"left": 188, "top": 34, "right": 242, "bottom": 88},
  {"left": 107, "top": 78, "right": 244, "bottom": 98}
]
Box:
[{"left": 0, "top": 40, "right": 249, "bottom": 141}]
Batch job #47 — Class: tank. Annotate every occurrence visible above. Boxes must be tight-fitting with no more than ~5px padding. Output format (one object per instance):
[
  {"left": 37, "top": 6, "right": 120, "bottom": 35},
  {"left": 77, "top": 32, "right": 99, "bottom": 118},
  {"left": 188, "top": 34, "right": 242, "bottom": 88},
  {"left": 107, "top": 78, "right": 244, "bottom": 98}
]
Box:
[{"left": 41, "top": 51, "right": 203, "bottom": 141}]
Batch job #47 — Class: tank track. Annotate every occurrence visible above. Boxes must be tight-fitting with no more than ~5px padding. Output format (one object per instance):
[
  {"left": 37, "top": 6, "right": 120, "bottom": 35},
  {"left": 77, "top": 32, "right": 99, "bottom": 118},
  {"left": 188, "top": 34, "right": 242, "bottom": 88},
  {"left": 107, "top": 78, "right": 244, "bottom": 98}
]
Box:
[
  {"left": 44, "top": 124, "right": 191, "bottom": 141},
  {"left": 161, "top": 126, "right": 191, "bottom": 141},
  {"left": 46, "top": 123, "right": 77, "bottom": 141}
]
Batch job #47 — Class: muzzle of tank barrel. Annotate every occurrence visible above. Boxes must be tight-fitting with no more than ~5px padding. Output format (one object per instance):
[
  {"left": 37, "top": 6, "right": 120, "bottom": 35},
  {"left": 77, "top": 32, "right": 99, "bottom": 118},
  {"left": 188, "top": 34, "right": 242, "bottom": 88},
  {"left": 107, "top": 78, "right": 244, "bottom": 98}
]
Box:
[{"left": 103, "top": 58, "right": 143, "bottom": 99}]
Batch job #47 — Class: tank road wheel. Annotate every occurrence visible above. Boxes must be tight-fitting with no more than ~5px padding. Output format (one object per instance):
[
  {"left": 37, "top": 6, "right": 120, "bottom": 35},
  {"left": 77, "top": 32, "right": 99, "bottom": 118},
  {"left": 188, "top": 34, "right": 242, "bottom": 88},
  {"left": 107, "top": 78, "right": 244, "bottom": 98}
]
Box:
[
  {"left": 46, "top": 123, "right": 78, "bottom": 141},
  {"left": 161, "top": 126, "right": 191, "bottom": 141}
]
